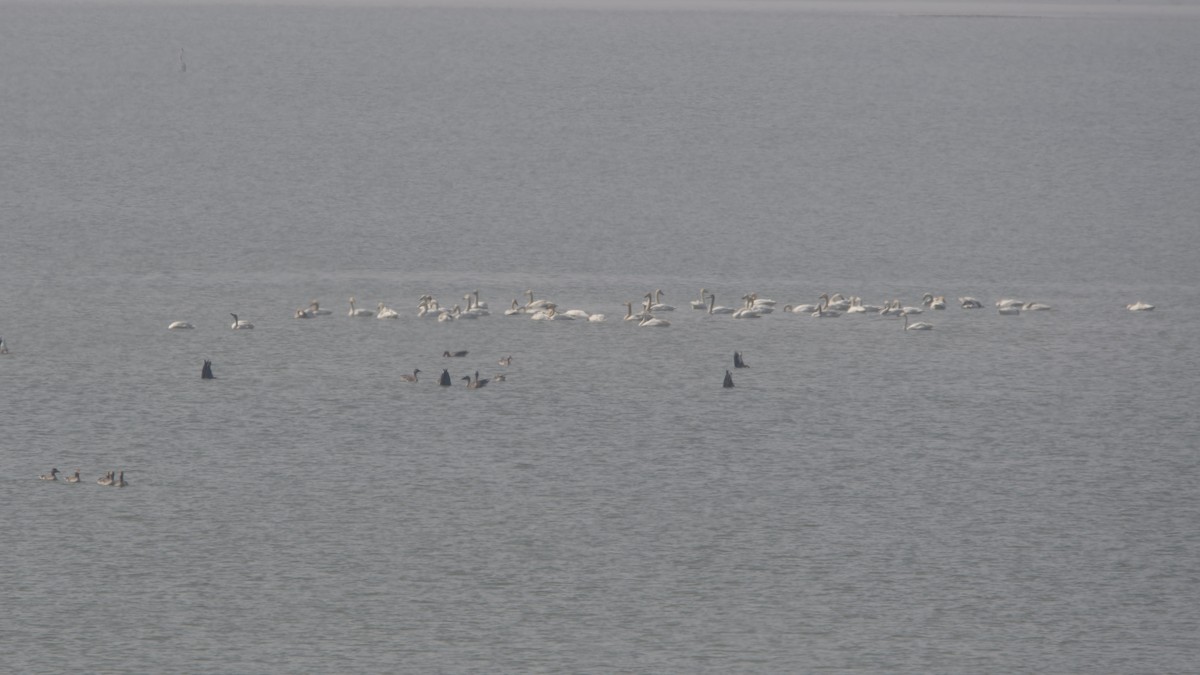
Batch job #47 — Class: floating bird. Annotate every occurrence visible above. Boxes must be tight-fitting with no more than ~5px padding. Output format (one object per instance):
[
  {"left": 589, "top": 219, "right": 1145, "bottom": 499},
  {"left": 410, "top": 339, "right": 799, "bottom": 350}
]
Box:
[
  {"left": 307, "top": 301, "right": 332, "bottom": 316},
  {"left": 295, "top": 307, "right": 315, "bottom": 319},
  {"left": 733, "top": 351, "right": 749, "bottom": 369},
  {"left": 902, "top": 313, "right": 934, "bottom": 331},
  {"left": 65, "top": 469, "right": 81, "bottom": 484},
  {"left": 443, "top": 350, "right": 468, "bottom": 358},
  {"left": 39, "top": 468, "right": 59, "bottom": 481},
  {"left": 0, "top": 336, "right": 8, "bottom": 353},
  {"left": 400, "top": 368, "right": 420, "bottom": 382},
  {"left": 723, "top": 370, "right": 735, "bottom": 388},
  {"left": 959, "top": 296, "right": 983, "bottom": 309},
  {"left": 498, "top": 355, "right": 512, "bottom": 366},
  {"left": 439, "top": 369, "right": 452, "bottom": 386},
  {"left": 201, "top": 360, "right": 214, "bottom": 379},
  {"left": 97, "top": 471, "right": 113, "bottom": 486},
  {"left": 348, "top": 297, "right": 375, "bottom": 317},
  {"left": 462, "top": 371, "right": 489, "bottom": 389},
  {"left": 167, "top": 321, "right": 194, "bottom": 330},
  {"left": 230, "top": 313, "right": 254, "bottom": 329},
  {"left": 1127, "top": 300, "right": 1155, "bottom": 311},
  {"left": 112, "top": 471, "right": 127, "bottom": 488}
]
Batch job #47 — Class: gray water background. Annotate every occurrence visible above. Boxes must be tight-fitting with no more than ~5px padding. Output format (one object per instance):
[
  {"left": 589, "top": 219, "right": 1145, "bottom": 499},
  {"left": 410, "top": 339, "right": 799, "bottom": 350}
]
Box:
[{"left": 2, "top": 2, "right": 1199, "bottom": 672}]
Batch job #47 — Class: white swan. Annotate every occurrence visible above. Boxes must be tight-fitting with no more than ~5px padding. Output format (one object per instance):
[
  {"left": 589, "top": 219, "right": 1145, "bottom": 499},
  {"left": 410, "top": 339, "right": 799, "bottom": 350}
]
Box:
[
  {"left": 646, "top": 289, "right": 675, "bottom": 312},
  {"left": 812, "top": 294, "right": 841, "bottom": 318},
  {"left": 624, "top": 301, "right": 653, "bottom": 321},
  {"left": 167, "top": 321, "right": 194, "bottom": 330},
  {"left": 230, "top": 313, "right": 254, "bottom": 329},
  {"left": 1127, "top": 300, "right": 1155, "bottom": 311},
  {"left": 471, "top": 290, "right": 489, "bottom": 310},
  {"left": 307, "top": 301, "right": 332, "bottom": 316},
  {"left": 922, "top": 293, "right": 947, "bottom": 310},
  {"left": 504, "top": 299, "right": 526, "bottom": 316},
  {"left": 959, "top": 296, "right": 983, "bottom": 309},
  {"left": 638, "top": 314, "right": 671, "bottom": 327},
  {"left": 562, "top": 309, "right": 592, "bottom": 320},
  {"left": 348, "top": 297, "right": 375, "bottom": 317},
  {"left": 996, "top": 298, "right": 1025, "bottom": 309},
  {"left": 707, "top": 294, "right": 735, "bottom": 315},
  {"left": 524, "top": 290, "right": 552, "bottom": 311},
  {"left": 376, "top": 302, "right": 401, "bottom": 319},
  {"left": 903, "top": 313, "right": 933, "bottom": 330},
  {"left": 1023, "top": 302, "right": 1052, "bottom": 311},
  {"left": 691, "top": 288, "right": 709, "bottom": 310}
]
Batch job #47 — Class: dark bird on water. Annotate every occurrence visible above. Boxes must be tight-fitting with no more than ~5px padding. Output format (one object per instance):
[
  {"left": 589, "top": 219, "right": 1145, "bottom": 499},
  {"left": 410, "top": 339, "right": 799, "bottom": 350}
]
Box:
[
  {"left": 734, "top": 351, "right": 749, "bottom": 369},
  {"left": 462, "top": 371, "right": 489, "bottom": 389},
  {"left": 439, "top": 369, "right": 453, "bottom": 386},
  {"left": 443, "top": 350, "right": 468, "bottom": 358},
  {"left": 201, "top": 360, "right": 214, "bottom": 379},
  {"left": 723, "top": 370, "right": 735, "bottom": 388},
  {"left": 400, "top": 368, "right": 420, "bottom": 382}
]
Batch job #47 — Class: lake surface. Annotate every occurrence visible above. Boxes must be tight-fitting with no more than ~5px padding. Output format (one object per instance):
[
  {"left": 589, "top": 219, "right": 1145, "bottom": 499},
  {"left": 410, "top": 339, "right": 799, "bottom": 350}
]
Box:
[{"left": 2, "top": 2, "right": 1199, "bottom": 672}]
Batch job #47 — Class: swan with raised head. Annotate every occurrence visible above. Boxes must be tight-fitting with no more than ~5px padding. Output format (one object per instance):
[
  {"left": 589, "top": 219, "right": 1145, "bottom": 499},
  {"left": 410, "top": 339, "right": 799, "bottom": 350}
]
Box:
[
  {"left": 230, "top": 314, "right": 254, "bottom": 330},
  {"left": 707, "top": 294, "right": 736, "bottom": 315},
  {"left": 524, "top": 290, "right": 552, "bottom": 311},
  {"left": 902, "top": 313, "right": 933, "bottom": 330},
  {"left": 65, "top": 469, "right": 81, "bottom": 484},
  {"left": 733, "top": 351, "right": 749, "bottom": 369},
  {"left": 812, "top": 294, "right": 841, "bottom": 318},
  {"left": 691, "top": 289, "right": 709, "bottom": 310},
  {"left": 646, "top": 290, "right": 676, "bottom": 312},
  {"left": 504, "top": 299, "right": 526, "bottom": 316},
  {"left": 167, "top": 321, "right": 194, "bottom": 330},
  {"left": 112, "top": 471, "right": 127, "bottom": 488},
  {"left": 624, "top": 301, "right": 653, "bottom": 321},
  {"left": 348, "top": 297, "right": 375, "bottom": 317},
  {"left": 97, "top": 471, "right": 113, "bottom": 486},
  {"left": 400, "top": 368, "right": 420, "bottom": 382},
  {"left": 1127, "top": 300, "right": 1155, "bottom": 311}
]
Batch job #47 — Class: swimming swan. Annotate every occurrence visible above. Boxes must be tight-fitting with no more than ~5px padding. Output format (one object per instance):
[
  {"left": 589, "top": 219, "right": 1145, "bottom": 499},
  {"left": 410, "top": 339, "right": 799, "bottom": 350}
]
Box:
[
  {"left": 230, "top": 314, "right": 254, "bottom": 330},
  {"left": 1127, "top": 300, "right": 1155, "bottom": 311},
  {"left": 400, "top": 368, "right": 420, "bottom": 382},
  {"left": 348, "top": 297, "right": 375, "bottom": 317},
  {"left": 167, "top": 321, "right": 194, "bottom": 330},
  {"left": 903, "top": 313, "right": 933, "bottom": 331}
]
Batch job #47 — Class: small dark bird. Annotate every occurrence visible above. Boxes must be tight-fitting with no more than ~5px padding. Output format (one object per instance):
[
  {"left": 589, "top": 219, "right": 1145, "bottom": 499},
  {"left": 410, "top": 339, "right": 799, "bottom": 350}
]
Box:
[
  {"left": 723, "top": 370, "right": 735, "bottom": 388},
  {"left": 443, "top": 350, "right": 469, "bottom": 358},
  {"left": 439, "top": 369, "right": 453, "bottom": 386},
  {"left": 400, "top": 368, "right": 420, "bottom": 382},
  {"left": 201, "top": 360, "right": 214, "bottom": 379},
  {"left": 734, "top": 351, "right": 749, "bottom": 369},
  {"left": 498, "top": 355, "right": 512, "bottom": 366}
]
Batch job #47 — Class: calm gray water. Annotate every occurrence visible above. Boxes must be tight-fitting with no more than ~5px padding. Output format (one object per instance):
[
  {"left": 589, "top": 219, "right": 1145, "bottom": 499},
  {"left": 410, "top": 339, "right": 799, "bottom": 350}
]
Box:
[{"left": 3, "top": 2, "right": 1199, "bottom": 672}]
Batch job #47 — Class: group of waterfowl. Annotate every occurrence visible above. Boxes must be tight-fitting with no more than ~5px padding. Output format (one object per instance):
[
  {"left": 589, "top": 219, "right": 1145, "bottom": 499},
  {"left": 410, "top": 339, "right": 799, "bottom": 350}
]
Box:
[
  {"left": 398, "top": 353, "right": 515, "bottom": 388},
  {"left": 39, "top": 467, "right": 127, "bottom": 488},
  {"left": 160, "top": 288, "right": 1157, "bottom": 334}
]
